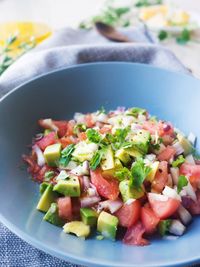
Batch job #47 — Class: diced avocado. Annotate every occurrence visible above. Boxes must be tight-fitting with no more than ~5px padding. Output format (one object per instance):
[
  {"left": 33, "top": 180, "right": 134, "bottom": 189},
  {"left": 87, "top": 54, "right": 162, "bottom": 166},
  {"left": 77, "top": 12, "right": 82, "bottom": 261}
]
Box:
[
  {"left": 146, "top": 161, "right": 159, "bottom": 182},
  {"left": 44, "top": 143, "right": 61, "bottom": 167},
  {"left": 80, "top": 208, "right": 98, "bottom": 226},
  {"left": 115, "top": 149, "right": 131, "bottom": 165},
  {"left": 102, "top": 159, "right": 123, "bottom": 178},
  {"left": 125, "top": 148, "right": 143, "bottom": 158},
  {"left": 177, "top": 133, "right": 193, "bottom": 156},
  {"left": 63, "top": 221, "right": 90, "bottom": 238},
  {"left": 127, "top": 130, "right": 150, "bottom": 155},
  {"left": 44, "top": 129, "right": 52, "bottom": 136},
  {"left": 53, "top": 176, "right": 80, "bottom": 197},
  {"left": 101, "top": 146, "right": 115, "bottom": 170},
  {"left": 37, "top": 184, "right": 57, "bottom": 212},
  {"left": 72, "top": 141, "right": 98, "bottom": 162},
  {"left": 43, "top": 203, "right": 65, "bottom": 226},
  {"left": 97, "top": 211, "right": 118, "bottom": 240},
  {"left": 40, "top": 182, "right": 50, "bottom": 195},
  {"left": 119, "top": 180, "right": 144, "bottom": 202}
]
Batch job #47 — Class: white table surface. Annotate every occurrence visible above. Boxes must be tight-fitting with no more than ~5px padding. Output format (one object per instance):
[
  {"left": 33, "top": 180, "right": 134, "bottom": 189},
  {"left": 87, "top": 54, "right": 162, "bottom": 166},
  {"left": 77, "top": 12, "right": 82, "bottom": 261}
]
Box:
[{"left": 0, "top": 0, "right": 199, "bottom": 78}]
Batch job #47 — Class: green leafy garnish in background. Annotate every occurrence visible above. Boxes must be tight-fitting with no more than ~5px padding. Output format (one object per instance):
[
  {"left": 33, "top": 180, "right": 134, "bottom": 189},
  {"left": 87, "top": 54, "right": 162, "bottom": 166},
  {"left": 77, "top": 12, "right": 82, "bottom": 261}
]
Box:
[
  {"left": 158, "top": 30, "right": 168, "bottom": 41},
  {"left": 86, "top": 128, "right": 102, "bottom": 143},
  {"left": 135, "top": 0, "right": 163, "bottom": 7},
  {"left": 0, "top": 34, "right": 35, "bottom": 75},
  {"left": 176, "top": 28, "right": 191, "bottom": 44}
]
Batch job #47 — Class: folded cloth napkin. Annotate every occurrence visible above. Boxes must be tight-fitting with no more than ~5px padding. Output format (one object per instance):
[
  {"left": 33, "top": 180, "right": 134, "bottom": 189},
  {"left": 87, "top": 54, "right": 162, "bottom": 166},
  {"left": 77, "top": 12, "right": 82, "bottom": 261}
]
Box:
[{"left": 0, "top": 25, "right": 189, "bottom": 267}]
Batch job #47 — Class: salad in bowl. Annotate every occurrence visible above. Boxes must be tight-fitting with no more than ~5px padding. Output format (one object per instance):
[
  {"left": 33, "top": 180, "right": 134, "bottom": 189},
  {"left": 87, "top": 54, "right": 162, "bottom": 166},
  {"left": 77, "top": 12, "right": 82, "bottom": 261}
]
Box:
[{"left": 23, "top": 106, "right": 200, "bottom": 246}]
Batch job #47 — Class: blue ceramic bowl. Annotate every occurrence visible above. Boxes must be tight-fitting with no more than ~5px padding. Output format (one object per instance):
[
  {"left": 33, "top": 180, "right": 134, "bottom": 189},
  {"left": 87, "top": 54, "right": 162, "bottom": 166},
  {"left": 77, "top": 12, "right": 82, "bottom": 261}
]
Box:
[{"left": 0, "top": 63, "right": 200, "bottom": 267}]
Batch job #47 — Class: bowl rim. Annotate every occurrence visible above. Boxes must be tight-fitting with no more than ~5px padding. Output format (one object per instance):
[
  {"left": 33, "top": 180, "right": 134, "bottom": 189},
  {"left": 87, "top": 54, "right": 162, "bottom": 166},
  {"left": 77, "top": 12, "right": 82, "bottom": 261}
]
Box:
[{"left": 0, "top": 62, "right": 199, "bottom": 267}]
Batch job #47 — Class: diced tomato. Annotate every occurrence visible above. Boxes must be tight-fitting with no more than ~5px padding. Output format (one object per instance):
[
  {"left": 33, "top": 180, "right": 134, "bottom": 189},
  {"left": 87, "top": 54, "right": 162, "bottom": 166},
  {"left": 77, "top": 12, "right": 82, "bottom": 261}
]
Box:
[
  {"left": 148, "top": 193, "right": 180, "bottom": 219},
  {"left": 180, "top": 163, "right": 200, "bottom": 188},
  {"left": 123, "top": 221, "right": 149, "bottom": 246},
  {"left": 85, "top": 114, "right": 95, "bottom": 128},
  {"left": 66, "top": 120, "right": 76, "bottom": 136},
  {"left": 114, "top": 200, "right": 141, "bottom": 228},
  {"left": 158, "top": 121, "right": 174, "bottom": 137},
  {"left": 71, "top": 198, "right": 81, "bottom": 220},
  {"left": 36, "top": 132, "right": 57, "bottom": 151},
  {"left": 90, "top": 169, "right": 119, "bottom": 200},
  {"left": 78, "top": 132, "right": 87, "bottom": 141},
  {"left": 142, "top": 121, "right": 158, "bottom": 135},
  {"left": 152, "top": 161, "right": 168, "bottom": 193},
  {"left": 141, "top": 206, "right": 160, "bottom": 234},
  {"left": 53, "top": 120, "right": 68, "bottom": 137},
  {"left": 157, "top": 146, "right": 176, "bottom": 161},
  {"left": 57, "top": 197, "right": 72, "bottom": 221},
  {"left": 22, "top": 155, "right": 40, "bottom": 174},
  {"left": 60, "top": 136, "right": 77, "bottom": 148},
  {"left": 99, "top": 125, "right": 112, "bottom": 134},
  {"left": 162, "top": 135, "right": 174, "bottom": 145}
]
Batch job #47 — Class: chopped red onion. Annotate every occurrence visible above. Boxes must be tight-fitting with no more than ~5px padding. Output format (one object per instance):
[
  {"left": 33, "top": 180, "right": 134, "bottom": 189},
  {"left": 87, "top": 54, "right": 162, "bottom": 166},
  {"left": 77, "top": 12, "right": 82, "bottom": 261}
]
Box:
[
  {"left": 169, "top": 220, "right": 186, "bottom": 236},
  {"left": 98, "top": 199, "right": 123, "bottom": 214},
  {"left": 172, "top": 142, "right": 184, "bottom": 155},
  {"left": 32, "top": 145, "right": 45, "bottom": 167},
  {"left": 82, "top": 176, "right": 90, "bottom": 191},
  {"left": 80, "top": 196, "right": 101, "bottom": 208},
  {"left": 185, "top": 154, "right": 195, "bottom": 165},
  {"left": 170, "top": 167, "right": 179, "bottom": 185},
  {"left": 178, "top": 205, "right": 192, "bottom": 225},
  {"left": 89, "top": 183, "right": 99, "bottom": 196},
  {"left": 117, "top": 106, "right": 126, "bottom": 112},
  {"left": 163, "top": 123, "right": 171, "bottom": 132},
  {"left": 34, "top": 133, "right": 44, "bottom": 141},
  {"left": 40, "top": 119, "right": 58, "bottom": 132}
]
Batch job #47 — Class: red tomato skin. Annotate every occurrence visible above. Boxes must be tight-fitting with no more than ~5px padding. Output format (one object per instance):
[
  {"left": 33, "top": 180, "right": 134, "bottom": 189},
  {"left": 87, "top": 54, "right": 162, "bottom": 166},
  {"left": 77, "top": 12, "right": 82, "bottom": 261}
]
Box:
[
  {"left": 148, "top": 194, "right": 180, "bottom": 219},
  {"left": 180, "top": 163, "right": 200, "bottom": 188},
  {"left": 66, "top": 120, "right": 76, "bottom": 136},
  {"left": 60, "top": 136, "right": 77, "bottom": 148},
  {"left": 99, "top": 125, "right": 112, "bottom": 134},
  {"left": 141, "top": 207, "right": 160, "bottom": 234},
  {"left": 57, "top": 197, "right": 72, "bottom": 221},
  {"left": 123, "top": 221, "right": 149, "bottom": 246},
  {"left": 85, "top": 114, "right": 95, "bottom": 128},
  {"left": 152, "top": 161, "right": 168, "bottom": 193},
  {"left": 53, "top": 120, "right": 68, "bottom": 137},
  {"left": 90, "top": 169, "right": 119, "bottom": 200},
  {"left": 184, "top": 190, "right": 200, "bottom": 215},
  {"left": 114, "top": 200, "right": 141, "bottom": 228},
  {"left": 157, "top": 146, "right": 176, "bottom": 161},
  {"left": 36, "top": 132, "right": 57, "bottom": 151},
  {"left": 77, "top": 132, "right": 87, "bottom": 141}
]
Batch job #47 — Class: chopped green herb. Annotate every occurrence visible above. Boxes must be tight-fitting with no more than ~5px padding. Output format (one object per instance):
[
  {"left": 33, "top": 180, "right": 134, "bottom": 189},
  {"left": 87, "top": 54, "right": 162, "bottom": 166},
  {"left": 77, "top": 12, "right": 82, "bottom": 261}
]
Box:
[
  {"left": 90, "top": 149, "right": 104, "bottom": 170},
  {"left": 115, "top": 167, "right": 132, "bottom": 181},
  {"left": 59, "top": 144, "right": 75, "bottom": 167},
  {"left": 159, "top": 220, "right": 172, "bottom": 236},
  {"left": 86, "top": 128, "right": 101, "bottom": 143},
  {"left": 126, "top": 107, "right": 146, "bottom": 117},
  {"left": 176, "top": 29, "right": 190, "bottom": 45},
  {"left": 135, "top": 0, "right": 162, "bottom": 7},
  {"left": 177, "top": 175, "right": 188, "bottom": 193},
  {"left": 96, "top": 235, "right": 104, "bottom": 240},
  {"left": 44, "top": 171, "right": 55, "bottom": 181},
  {"left": 172, "top": 155, "right": 185, "bottom": 168},
  {"left": 73, "top": 123, "right": 87, "bottom": 135},
  {"left": 115, "top": 127, "right": 130, "bottom": 144},
  {"left": 130, "top": 158, "right": 151, "bottom": 189},
  {"left": 97, "top": 106, "right": 106, "bottom": 114},
  {"left": 158, "top": 30, "right": 168, "bottom": 41}
]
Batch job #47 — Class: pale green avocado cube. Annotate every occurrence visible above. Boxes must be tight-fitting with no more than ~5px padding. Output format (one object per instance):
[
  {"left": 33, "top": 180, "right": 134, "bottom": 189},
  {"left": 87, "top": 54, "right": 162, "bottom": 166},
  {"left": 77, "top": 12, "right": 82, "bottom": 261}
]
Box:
[
  {"left": 119, "top": 180, "right": 144, "bottom": 202},
  {"left": 127, "top": 130, "right": 150, "bottom": 155},
  {"left": 115, "top": 149, "right": 131, "bottom": 165},
  {"left": 124, "top": 148, "right": 143, "bottom": 158},
  {"left": 97, "top": 211, "right": 118, "bottom": 240},
  {"left": 44, "top": 143, "right": 61, "bottom": 167},
  {"left": 63, "top": 221, "right": 90, "bottom": 238},
  {"left": 43, "top": 203, "right": 65, "bottom": 226},
  {"left": 80, "top": 208, "right": 98, "bottom": 226},
  {"left": 44, "top": 129, "right": 52, "bottom": 136},
  {"left": 101, "top": 146, "right": 115, "bottom": 170},
  {"left": 177, "top": 133, "right": 193, "bottom": 156},
  {"left": 102, "top": 159, "right": 123, "bottom": 178},
  {"left": 53, "top": 176, "right": 80, "bottom": 197},
  {"left": 37, "top": 184, "right": 57, "bottom": 212}
]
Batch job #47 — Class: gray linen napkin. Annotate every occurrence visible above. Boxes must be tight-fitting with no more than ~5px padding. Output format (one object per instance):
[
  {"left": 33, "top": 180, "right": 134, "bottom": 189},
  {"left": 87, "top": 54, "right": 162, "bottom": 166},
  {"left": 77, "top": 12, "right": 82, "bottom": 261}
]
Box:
[{"left": 0, "top": 26, "right": 190, "bottom": 267}]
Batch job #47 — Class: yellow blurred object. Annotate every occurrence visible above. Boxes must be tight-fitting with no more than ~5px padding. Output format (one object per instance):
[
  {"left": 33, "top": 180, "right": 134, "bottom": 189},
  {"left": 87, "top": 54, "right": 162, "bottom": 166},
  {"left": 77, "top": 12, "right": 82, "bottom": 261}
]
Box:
[
  {"left": 170, "top": 11, "right": 190, "bottom": 26},
  {"left": 0, "top": 22, "right": 52, "bottom": 53},
  {"left": 139, "top": 5, "right": 168, "bottom": 21}
]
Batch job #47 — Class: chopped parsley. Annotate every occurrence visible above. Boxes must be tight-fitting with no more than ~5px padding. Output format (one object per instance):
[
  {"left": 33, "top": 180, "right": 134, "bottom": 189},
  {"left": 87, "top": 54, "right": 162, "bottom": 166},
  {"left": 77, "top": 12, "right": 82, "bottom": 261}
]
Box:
[
  {"left": 130, "top": 158, "right": 151, "bottom": 189},
  {"left": 159, "top": 220, "right": 172, "bottom": 236},
  {"left": 158, "top": 30, "right": 168, "bottom": 41},
  {"left": 73, "top": 124, "right": 87, "bottom": 135},
  {"left": 44, "top": 171, "right": 55, "bottom": 181},
  {"left": 177, "top": 175, "right": 188, "bottom": 193},
  {"left": 176, "top": 29, "right": 191, "bottom": 45},
  {"left": 59, "top": 144, "right": 75, "bottom": 167},
  {"left": 115, "top": 167, "right": 132, "bottom": 181},
  {"left": 126, "top": 107, "right": 146, "bottom": 117},
  {"left": 90, "top": 149, "right": 104, "bottom": 170},
  {"left": 86, "top": 128, "right": 102, "bottom": 143},
  {"left": 172, "top": 155, "right": 185, "bottom": 168}
]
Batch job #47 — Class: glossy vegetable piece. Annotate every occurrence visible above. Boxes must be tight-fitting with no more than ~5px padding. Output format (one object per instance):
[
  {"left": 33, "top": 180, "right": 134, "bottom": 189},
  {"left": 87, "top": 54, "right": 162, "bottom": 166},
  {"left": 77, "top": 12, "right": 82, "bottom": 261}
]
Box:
[
  {"left": 43, "top": 203, "right": 65, "bottom": 226},
  {"left": 97, "top": 211, "right": 118, "bottom": 240},
  {"left": 57, "top": 196, "right": 72, "bottom": 221},
  {"left": 90, "top": 169, "right": 119, "bottom": 200},
  {"left": 37, "top": 184, "right": 57, "bottom": 212},
  {"left": 36, "top": 132, "right": 57, "bottom": 151},
  {"left": 123, "top": 221, "right": 149, "bottom": 246},
  {"left": 151, "top": 161, "right": 168, "bottom": 193},
  {"left": 141, "top": 206, "right": 160, "bottom": 234},
  {"left": 114, "top": 200, "right": 141, "bottom": 228}
]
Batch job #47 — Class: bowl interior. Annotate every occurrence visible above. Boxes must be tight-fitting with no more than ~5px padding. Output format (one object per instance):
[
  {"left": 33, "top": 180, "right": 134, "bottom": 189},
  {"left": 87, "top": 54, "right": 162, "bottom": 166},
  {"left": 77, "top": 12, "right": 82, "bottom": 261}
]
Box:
[{"left": 0, "top": 63, "right": 200, "bottom": 267}]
